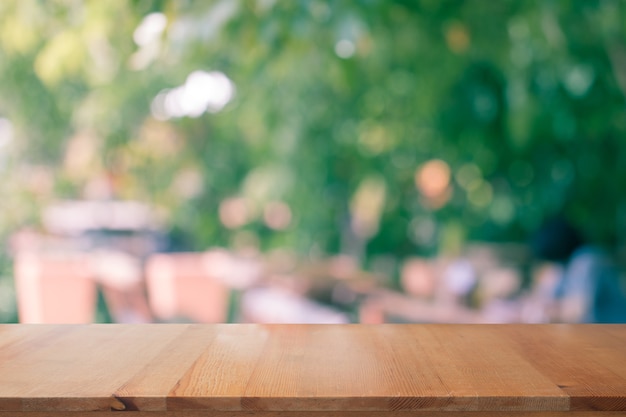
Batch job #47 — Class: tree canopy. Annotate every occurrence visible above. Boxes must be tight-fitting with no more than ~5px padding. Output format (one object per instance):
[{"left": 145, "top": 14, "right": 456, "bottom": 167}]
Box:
[{"left": 1, "top": 0, "right": 626, "bottom": 264}]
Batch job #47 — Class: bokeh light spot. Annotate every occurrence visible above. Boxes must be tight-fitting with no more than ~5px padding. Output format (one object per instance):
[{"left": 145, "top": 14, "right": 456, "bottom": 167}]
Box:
[
  {"left": 455, "top": 163, "right": 482, "bottom": 190},
  {"left": 416, "top": 159, "right": 451, "bottom": 199},
  {"left": 133, "top": 13, "right": 167, "bottom": 47},
  {"left": 151, "top": 70, "right": 235, "bottom": 120},
  {"left": 264, "top": 201, "right": 292, "bottom": 231},
  {"left": 335, "top": 39, "right": 355, "bottom": 59},
  {"left": 467, "top": 181, "right": 493, "bottom": 207},
  {"left": 219, "top": 197, "right": 249, "bottom": 229}
]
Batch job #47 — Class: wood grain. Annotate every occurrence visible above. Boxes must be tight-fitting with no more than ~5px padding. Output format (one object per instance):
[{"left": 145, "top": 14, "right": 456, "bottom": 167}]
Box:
[{"left": 0, "top": 324, "right": 625, "bottom": 415}]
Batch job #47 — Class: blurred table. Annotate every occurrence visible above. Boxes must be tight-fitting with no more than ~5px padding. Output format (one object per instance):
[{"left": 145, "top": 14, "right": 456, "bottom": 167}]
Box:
[{"left": 0, "top": 324, "right": 625, "bottom": 416}]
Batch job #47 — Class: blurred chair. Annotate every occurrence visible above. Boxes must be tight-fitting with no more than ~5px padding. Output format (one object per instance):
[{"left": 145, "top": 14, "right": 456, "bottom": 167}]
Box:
[
  {"left": 145, "top": 253, "right": 230, "bottom": 322},
  {"left": 13, "top": 253, "right": 96, "bottom": 323},
  {"left": 92, "top": 250, "right": 153, "bottom": 323}
]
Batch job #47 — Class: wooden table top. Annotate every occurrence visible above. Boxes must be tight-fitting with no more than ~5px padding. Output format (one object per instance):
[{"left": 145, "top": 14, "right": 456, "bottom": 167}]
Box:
[{"left": 1, "top": 324, "right": 625, "bottom": 416}]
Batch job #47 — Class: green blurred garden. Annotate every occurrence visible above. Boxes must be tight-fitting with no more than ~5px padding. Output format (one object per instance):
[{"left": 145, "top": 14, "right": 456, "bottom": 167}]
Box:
[{"left": 1, "top": 0, "right": 626, "bottom": 323}]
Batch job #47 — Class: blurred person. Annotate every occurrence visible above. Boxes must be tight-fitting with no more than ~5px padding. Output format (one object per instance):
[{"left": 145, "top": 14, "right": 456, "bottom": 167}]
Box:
[{"left": 531, "top": 216, "right": 626, "bottom": 323}]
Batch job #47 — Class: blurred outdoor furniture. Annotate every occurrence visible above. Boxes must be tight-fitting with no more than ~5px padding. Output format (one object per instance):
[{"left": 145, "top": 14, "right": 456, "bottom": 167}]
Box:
[
  {"left": 145, "top": 252, "right": 233, "bottom": 322},
  {"left": 359, "top": 288, "right": 484, "bottom": 323},
  {"left": 9, "top": 217, "right": 591, "bottom": 325},
  {"left": 12, "top": 250, "right": 155, "bottom": 324},
  {"left": 92, "top": 250, "right": 153, "bottom": 323},
  {"left": 10, "top": 199, "right": 164, "bottom": 324},
  {"left": 240, "top": 286, "right": 350, "bottom": 323},
  {"left": 13, "top": 252, "right": 96, "bottom": 323}
]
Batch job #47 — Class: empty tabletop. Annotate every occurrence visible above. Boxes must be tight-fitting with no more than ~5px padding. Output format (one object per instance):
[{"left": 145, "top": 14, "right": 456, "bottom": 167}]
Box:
[{"left": 0, "top": 324, "right": 625, "bottom": 416}]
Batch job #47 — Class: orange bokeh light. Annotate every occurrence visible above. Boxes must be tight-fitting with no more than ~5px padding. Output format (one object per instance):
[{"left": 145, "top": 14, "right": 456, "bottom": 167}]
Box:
[{"left": 415, "top": 159, "right": 451, "bottom": 198}]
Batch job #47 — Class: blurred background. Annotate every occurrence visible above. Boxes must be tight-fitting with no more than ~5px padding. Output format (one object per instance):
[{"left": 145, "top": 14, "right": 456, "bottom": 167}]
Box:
[{"left": 1, "top": 0, "right": 626, "bottom": 324}]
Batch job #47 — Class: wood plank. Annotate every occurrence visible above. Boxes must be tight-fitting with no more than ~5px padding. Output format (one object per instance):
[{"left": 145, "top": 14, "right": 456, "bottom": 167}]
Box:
[
  {"left": 0, "top": 325, "right": 77, "bottom": 361},
  {"left": 240, "top": 325, "right": 568, "bottom": 412},
  {"left": 602, "top": 325, "right": 626, "bottom": 342},
  {"left": 114, "top": 324, "right": 219, "bottom": 411},
  {"left": 1, "top": 324, "right": 626, "bottom": 414},
  {"left": 241, "top": 324, "right": 452, "bottom": 411},
  {"left": 0, "top": 324, "right": 188, "bottom": 411},
  {"left": 0, "top": 325, "right": 80, "bottom": 411},
  {"left": 557, "top": 326, "right": 626, "bottom": 381},
  {"left": 404, "top": 325, "right": 569, "bottom": 412},
  {"left": 166, "top": 324, "right": 270, "bottom": 411},
  {"left": 501, "top": 325, "right": 626, "bottom": 412}
]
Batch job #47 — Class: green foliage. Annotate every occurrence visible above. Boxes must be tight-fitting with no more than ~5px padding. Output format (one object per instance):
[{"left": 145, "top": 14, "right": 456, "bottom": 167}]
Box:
[{"left": 1, "top": 0, "right": 626, "bottom": 263}]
